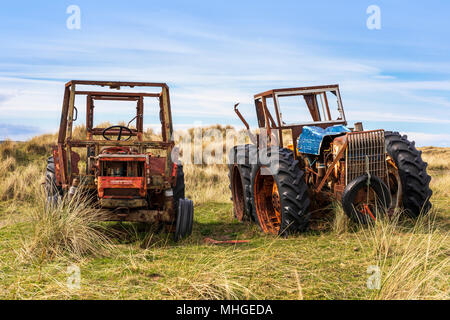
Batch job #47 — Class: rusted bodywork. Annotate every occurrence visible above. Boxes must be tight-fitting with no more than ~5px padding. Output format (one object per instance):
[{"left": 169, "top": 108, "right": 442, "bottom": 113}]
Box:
[{"left": 52, "top": 80, "right": 178, "bottom": 224}]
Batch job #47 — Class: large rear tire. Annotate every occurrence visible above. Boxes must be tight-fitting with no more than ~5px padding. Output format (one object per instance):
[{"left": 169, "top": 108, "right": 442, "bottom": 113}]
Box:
[
  {"left": 385, "top": 132, "right": 432, "bottom": 217},
  {"left": 250, "top": 148, "right": 310, "bottom": 235},
  {"left": 228, "top": 144, "right": 257, "bottom": 222}
]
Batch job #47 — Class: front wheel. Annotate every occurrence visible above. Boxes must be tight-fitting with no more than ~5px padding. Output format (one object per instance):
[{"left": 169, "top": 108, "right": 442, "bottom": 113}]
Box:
[
  {"left": 342, "top": 174, "right": 391, "bottom": 224},
  {"left": 174, "top": 198, "right": 194, "bottom": 242}
]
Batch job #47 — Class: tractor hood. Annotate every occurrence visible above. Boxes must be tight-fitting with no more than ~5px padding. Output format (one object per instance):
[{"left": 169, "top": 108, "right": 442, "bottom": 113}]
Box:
[{"left": 297, "top": 125, "right": 350, "bottom": 155}]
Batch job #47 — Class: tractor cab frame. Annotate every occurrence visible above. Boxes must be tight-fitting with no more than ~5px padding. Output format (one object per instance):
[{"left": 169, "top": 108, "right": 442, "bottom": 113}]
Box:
[
  {"left": 48, "top": 81, "right": 193, "bottom": 237},
  {"left": 236, "top": 84, "right": 347, "bottom": 153},
  {"left": 235, "top": 84, "right": 388, "bottom": 198},
  {"left": 55, "top": 80, "right": 174, "bottom": 190}
]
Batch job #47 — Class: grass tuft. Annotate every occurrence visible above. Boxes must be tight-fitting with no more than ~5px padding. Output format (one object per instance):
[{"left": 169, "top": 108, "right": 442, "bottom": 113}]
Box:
[
  {"left": 19, "top": 190, "right": 114, "bottom": 262},
  {"left": 355, "top": 210, "right": 449, "bottom": 300}
]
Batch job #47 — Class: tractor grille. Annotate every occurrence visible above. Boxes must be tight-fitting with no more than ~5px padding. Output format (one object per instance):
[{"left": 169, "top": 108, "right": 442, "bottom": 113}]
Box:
[{"left": 345, "top": 130, "right": 387, "bottom": 185}]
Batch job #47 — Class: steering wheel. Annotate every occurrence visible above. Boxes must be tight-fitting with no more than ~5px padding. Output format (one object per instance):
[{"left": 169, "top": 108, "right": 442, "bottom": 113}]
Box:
[{"left": 102, "top": 126, "right": 133, "bottom": 141}]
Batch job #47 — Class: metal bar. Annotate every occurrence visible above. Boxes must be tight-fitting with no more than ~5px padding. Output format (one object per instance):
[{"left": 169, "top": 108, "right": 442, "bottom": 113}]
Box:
[
  {"left": 278, "top": 120, "right": 346, "bottom": 129},
  {"left": 68, "top": 140, "right": 173, "bottom": 148},
  {"left": 67, "top": 80, "right": 168, "bottom": 88},
  {"left": 89, "top": 96, "right": 140, "bottom": 101},
  {"left": 75, "top": 91, "right": 160, "bottom": 98},
  {"left": 316, "top": 140, "right": 347, "bottom": 193},
  {"left": 254, "top": 84, "right": 339, "bottom": 98},
  {"left": 323, "top": 92, "right": 332, "bottom": 120},
  {"left": 262, "top": 101, "right": 277, "bottom": 128},
  {"left": 86, "top": 95, "right": 93, "bottom": 138},
  {"left": 234, "top": 103, "right": 250, "bottom": 130},
  {"left": 335, "top": 89, "right": 346, "bottom": 122},
  {"left": 57, "top": 143, "right": 67, "bottom": 187},
  {"left": 137, "top": 97, "right": 144, "bottom": 141},
  {"left": 160, "top": 86, "right": 173, "bottom": 178},
  {"left": 273, "top": 95, "right": 283, "bottom": 147},
  {"left": 58, "top": 86, "right": 71, "bottom": 144},
  {"left": 261, "top": 96, "right": 272, "bottom": 144}
]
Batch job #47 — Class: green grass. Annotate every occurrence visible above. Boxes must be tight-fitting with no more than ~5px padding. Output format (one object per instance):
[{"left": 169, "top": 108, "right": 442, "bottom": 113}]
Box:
[
  {"left": 0, "top": 140, "right": 448, "bottom": 299},
  {"left": 1, "top": 199, "right": 447, "bottom": 300}
]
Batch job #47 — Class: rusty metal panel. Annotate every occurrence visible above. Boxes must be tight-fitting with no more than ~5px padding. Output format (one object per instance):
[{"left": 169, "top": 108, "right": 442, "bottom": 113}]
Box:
[
  {"left": 149, "top": 157, "right": 166, "bottom": 175},
  {"left": 98, "top": 177, "right": 146, "bottom": 198}
]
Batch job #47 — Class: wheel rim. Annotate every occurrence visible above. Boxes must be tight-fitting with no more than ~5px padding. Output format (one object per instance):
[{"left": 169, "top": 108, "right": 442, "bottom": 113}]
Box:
[
  {"left": 254, "top": 167, "right": 282, "bottom": 234},
  {"left": 352, "top": 186, "right": 378, "bottom": 221},
  {"left": 231, "top": 165, "right": 245, "bottom": 221}
]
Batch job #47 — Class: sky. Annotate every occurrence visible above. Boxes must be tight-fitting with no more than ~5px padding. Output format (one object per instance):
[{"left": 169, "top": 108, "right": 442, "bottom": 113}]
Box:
[{"left": 0, "top": 0, "right": 449, "bottom": 146}]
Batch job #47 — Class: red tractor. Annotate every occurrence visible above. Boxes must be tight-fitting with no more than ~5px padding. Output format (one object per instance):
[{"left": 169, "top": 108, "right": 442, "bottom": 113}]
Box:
[
  {"left": 230, "top": 84, "right": 432, "bottom": 235},
  {"left": 45, "top": 81, "right": 193, "bottom": 241}
]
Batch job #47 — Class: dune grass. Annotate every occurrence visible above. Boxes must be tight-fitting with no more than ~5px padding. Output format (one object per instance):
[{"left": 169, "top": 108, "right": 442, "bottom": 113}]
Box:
[
  {"left": 0, "top": 128, "right": 448, "bottom": 300},
  {"left": 18, "top": 191, "right": 115, "bottom": 263}
]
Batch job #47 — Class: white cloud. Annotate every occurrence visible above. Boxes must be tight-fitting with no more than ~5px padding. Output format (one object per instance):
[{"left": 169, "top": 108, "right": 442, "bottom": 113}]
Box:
[
  {"left": 348, "top": 111, "right": 450, "bottom": 124},
  {"left": 402, "top": 132, "right": 450, "bottom": 147}
]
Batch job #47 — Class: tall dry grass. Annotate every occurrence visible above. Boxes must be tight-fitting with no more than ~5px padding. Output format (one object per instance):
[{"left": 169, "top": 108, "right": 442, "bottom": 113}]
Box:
[
  {"left": 19, "top": 190, "right": 114, "bottom": 261},
  {"left": 421, "top": 147, "right": 450, "bottom": 171},
  {"left": 355, "top": 211, "right": 449, "bottom": 300},
  {"left": 0, "top": 157, "right": 16, "bottom": 175},
  {"left": 184, "top": 164, "right": 230, "bottom": 204},
  {"left": 331, "top": 202, "right": 350, "bottom": 234},
  {"left": 0, "top": 161, "right": 43, "bottom": 202}
]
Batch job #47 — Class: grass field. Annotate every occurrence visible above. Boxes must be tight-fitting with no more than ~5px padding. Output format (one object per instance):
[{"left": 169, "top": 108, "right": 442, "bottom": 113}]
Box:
[{"left": 0, "top": 128, "right": 448, "bottom": 300}]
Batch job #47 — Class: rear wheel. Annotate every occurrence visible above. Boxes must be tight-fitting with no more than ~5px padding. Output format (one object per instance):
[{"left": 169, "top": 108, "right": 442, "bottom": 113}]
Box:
[
  {"left": 228, "top": 144, "right": 257, "bottom": 221},
  {"left": 250, "top": 148, "right": 310, "bottom": 235},
  {"left": 385, "top": 132, "right": 432, "bottom": 217}
]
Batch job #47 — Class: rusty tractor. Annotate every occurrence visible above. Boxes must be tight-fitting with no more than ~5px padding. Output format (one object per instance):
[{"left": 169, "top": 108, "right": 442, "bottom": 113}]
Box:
[
  {"left": 229, "top": 84, "right": 432, "bottom": 235},
  {"left": 45, "top": 80, "right": 193, "bottom": 241}
]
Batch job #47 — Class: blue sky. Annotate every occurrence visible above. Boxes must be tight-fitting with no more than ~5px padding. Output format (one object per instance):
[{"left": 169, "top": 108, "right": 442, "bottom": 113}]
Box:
[{"left": 0, "top": 0, "right": 449, "bottom": 146}]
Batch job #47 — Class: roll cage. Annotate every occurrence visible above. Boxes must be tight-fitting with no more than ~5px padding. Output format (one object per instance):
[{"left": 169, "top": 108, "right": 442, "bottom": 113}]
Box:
[
  {"left": 235, "top": 84, "right": 347, "bottom": 153},
  {"left": 55, "top": 80, "right": 175, "bottom": 189}
]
